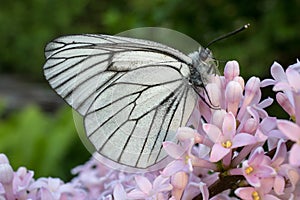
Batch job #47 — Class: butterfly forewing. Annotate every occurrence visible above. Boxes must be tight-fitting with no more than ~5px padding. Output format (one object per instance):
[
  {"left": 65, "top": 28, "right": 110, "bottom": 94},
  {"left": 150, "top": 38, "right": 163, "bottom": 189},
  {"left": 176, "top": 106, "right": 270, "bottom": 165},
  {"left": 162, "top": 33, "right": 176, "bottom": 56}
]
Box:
[{"left": 43, "top": 34, "right": 198, "bottom": 172}]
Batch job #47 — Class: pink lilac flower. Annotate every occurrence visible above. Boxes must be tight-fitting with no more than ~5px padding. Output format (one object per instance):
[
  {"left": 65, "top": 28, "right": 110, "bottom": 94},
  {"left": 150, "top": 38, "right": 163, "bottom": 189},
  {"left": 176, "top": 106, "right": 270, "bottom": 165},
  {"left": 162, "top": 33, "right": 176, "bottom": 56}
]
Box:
[
  {"left": 235, "top": 186, "right": 281, "bottom": 200},
  {"left": 261, "top": 61, "right": 300, "bottom": 124},
  {"left": 30, "top": 177, "right": 86, "bottom": 200},
  {"left": 13, "top": 167, "right": 35, "bottom": 198},
  {"left": 274, "top": 68, "right": 300, "bottom": 125},
  {"left": 203, "top": 112, "right": 257, "bottom": 164},
  {"left": 0, "top": 153, "right": 87, "bottom": 200},
  {"left": 241, "top": 148, "right": 275, "bottom": 187},
  {"left": 230, "top": 147, "right": 276, "bottom": 188},
  {"left": 161, "top": 134, "right": 216, "bottom": 177},
  {"left": 127, "top": 175, "right": 172, "bottom": 199}
]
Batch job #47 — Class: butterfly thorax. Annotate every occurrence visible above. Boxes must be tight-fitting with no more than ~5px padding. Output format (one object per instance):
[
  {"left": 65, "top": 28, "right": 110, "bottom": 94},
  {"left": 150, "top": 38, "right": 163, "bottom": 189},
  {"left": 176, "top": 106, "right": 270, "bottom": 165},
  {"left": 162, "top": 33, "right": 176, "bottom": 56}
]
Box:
[{"left": 188, "top": 47, "right": 217, "bottom": 87}]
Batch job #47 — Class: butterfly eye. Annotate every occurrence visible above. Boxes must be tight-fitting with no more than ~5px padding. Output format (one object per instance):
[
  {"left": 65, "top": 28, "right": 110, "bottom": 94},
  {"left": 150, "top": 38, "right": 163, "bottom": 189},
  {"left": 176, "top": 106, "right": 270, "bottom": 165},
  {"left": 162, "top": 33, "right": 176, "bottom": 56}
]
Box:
[{"left": 199, "top": 47, "right": 212, "bottom": 61}]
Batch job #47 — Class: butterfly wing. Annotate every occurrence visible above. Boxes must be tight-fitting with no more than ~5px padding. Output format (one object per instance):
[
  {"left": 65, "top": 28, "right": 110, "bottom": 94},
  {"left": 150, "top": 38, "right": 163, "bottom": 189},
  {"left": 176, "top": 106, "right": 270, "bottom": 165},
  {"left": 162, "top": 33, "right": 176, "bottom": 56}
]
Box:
[{"left": 44, "top": 34, "right": 197, "bottom": 172}]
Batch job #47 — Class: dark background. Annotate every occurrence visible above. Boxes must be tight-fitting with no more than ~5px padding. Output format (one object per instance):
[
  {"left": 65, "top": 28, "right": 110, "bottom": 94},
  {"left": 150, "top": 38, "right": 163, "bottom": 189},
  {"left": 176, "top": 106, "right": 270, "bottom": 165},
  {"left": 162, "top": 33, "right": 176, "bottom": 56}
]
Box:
[{"left": 0, "top": 0, "right": 299, "bottom": 180}]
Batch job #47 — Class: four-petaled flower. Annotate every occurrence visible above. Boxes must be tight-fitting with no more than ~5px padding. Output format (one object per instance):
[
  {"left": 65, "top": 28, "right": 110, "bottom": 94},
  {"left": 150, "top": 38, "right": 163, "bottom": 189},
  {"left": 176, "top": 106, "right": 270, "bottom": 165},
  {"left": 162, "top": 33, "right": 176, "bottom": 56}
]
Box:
[
  {"left": 203, "top": 112, "right": 257, "bottom": 163},
  {"left": 241, "top": 147, "right": 276, "bottom": 187},
  {"left": 127, "top": 175, "right": 172, "bottom": 199}
]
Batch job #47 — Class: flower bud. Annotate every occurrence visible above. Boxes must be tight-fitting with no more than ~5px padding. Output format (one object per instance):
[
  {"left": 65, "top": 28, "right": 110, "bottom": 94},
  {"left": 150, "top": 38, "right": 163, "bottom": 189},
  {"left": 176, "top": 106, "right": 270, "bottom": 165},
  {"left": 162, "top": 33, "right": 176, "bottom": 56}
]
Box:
[
  {"left": 276, "top": 92, "right": 295, "bottom": 118},
  {"left": 171, "top": 172, "right": 189, "bottom": 199},
  {"left": 0, "top": 164, "right": 14, "bottom": 184},
  {"left": 242, "top": 118, "right": 258, "bottom": 134},
  {"left": 233, "top": 76, "right": 245, "bottom": 90},
  {"left": 176, "top": 127, "right": 203, "bottom": 143},
  {"left": 225, "top": 81, "right": 243, "bottom": 116},
  {"left": 224, "top": 61, "right": 240, "bottom": 81},
  {"left": 211, "top": 109, "right": 226, "bottom": 128},
  {"left": 238, "top": 77, "right": 260, "bottom": 119},
  {"left": 0, "top": 154, "right": 9, "bottom": 164}
]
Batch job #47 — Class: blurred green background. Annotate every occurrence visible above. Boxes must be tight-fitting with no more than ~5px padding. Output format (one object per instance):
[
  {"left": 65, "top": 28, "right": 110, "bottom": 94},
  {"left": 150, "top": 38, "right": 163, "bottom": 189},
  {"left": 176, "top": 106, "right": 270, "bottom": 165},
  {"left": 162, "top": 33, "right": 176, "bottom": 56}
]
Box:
[{"left": 0, "top": 0, "right": 299, "bottom": 181}]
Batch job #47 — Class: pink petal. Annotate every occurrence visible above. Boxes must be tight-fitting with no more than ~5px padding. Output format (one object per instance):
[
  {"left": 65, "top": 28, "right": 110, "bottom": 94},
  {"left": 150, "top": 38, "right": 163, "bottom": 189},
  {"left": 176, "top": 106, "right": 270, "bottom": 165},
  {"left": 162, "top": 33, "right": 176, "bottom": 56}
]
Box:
[
  {"left": 261, "top": 117, "right": 277, "bottom": 131},
  {"left": 127, "top": 189, "right": 147, "bottom": 199},
  {"left": 259, "top": 178, "right": 274, "bottom": 194},
  {"left": 113, "top": 183, "right": 127, "bottom": 200},
  {"left": 134, "top": 176, "right": 152, "bottom": 194},
  {"left": 154, "top": 176, "right": 173, "bottom": 195},
  {"left": 163, "top": 141, "right": 185, "bottom": 159},
  {"left": 203, "top": 124, "right": 221, "bottom": 143},
  {"left": 210, "top": 144, "right": 230, "bottom": 162},
  {"left": 285, "top": 165, "right": 300, "bottom": 189},
  {"left": 161, "top": 160, "right": 185, "bottom": 177},
  {"left": 153, "top": 175, "right": 169, "bottom": 189},
  {"left": 254, "top": 165, "right": 276, "bottom": 177},
  {"left": 260, "top": 79, "right": 276, "bottom": 87},
  {"left": 176, "top": 127, "right": 198, "bottom": 142},
  {"left": 273, "top": 82, "right": 292, "bottom": 91},
  {"left": 246, "top": 174, "right": 261, "bottom": 187},
  {"left": 263, "top": 195, "right": 282, "bottom": 200},
  {"left": 248, "top": 147, "right": 264, "bottom": 164},
  {"left": 272, "top": 140, "right": 286, "bottom": 166},
  {"left": 289, "top": 60, "right": 300, "bottom": 70},
  {"left": 293, "top": 92, "right": 300, "bottom": 126},
  {"left": 289, "top": 144, "right": 300, "bottom": 166},
  {"left": 231, "top": 133, "right": 256, "bottom": 148},
  {"left": 222, "top": 112, "right": 236, "bottom": 138},
  {"left": 171, "top": 172, "right": 188, "bottom": 190},
  {"left": 258, "top": 97, "right": 274, "bottom": 108},
  {"left": 270, "top": 62, "right": 286, "bottom": 81},
  {"left": 199, "top": 182, "right": 209, "bottom": 200},
  {"left": 277, "top": 120, "right": 300, "bottom": 141},
  {"left": 273, "top": 175, "right": 285, "bottom": 195},
  {"left": 235, "top": 187, "right": 255, "bottom": 200}
]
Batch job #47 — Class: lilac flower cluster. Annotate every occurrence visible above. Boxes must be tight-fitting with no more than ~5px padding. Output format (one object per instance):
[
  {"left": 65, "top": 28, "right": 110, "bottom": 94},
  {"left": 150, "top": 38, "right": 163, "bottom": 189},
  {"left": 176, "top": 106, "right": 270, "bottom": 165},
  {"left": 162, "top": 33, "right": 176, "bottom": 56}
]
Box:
[{"left": 1, "top": 60, "right": 300, "bottom": 200}]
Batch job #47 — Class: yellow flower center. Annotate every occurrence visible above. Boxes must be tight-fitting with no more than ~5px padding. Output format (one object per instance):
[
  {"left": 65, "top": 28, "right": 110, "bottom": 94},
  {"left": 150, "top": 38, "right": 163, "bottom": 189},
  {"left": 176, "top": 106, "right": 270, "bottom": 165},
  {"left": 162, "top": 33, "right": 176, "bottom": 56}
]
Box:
[
  {"left": 185, "top": 155, "right": 190, "bottom": 164},
  {"left": 245, "top": 166, "right": 254, "bottom": 175},
  {"left": 291, "top": 115, "right": 296, "bottom": 122},
  {"left": 222, "top": 140, "right": 232, "bottom": 148},
  {"left": 252, "top": 191, "right": 260, "bottom": 200}
]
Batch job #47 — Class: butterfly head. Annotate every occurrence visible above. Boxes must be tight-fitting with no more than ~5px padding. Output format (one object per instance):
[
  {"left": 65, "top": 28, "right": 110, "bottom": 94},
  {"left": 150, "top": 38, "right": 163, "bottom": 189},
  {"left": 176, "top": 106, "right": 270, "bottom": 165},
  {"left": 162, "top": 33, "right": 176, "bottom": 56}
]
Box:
[{"left": 188, "top": 47, "right": 218, "bottom": 87}]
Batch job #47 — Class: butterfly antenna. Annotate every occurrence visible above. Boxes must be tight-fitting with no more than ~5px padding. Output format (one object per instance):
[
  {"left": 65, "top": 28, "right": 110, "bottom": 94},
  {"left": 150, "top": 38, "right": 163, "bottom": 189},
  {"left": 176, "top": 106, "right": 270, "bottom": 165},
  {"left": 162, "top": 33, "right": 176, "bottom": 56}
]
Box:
[{"left": 206, "top": 23, "right": 250, "bottom": 48}]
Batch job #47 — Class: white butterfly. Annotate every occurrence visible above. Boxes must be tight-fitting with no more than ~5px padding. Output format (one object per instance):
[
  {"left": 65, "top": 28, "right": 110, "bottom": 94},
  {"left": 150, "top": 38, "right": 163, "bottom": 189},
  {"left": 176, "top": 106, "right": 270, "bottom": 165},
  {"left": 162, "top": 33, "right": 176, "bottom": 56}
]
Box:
[{"left": 43, "top": 33, "right": 217, "bottom": 172}]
